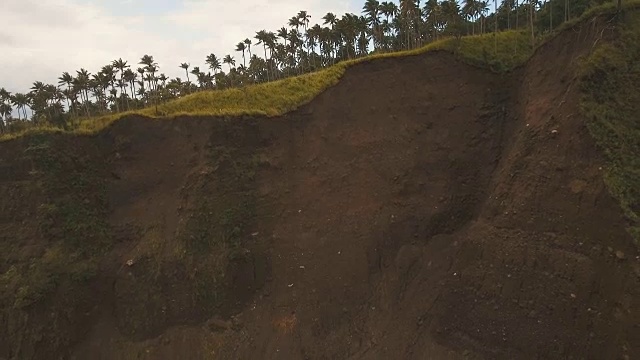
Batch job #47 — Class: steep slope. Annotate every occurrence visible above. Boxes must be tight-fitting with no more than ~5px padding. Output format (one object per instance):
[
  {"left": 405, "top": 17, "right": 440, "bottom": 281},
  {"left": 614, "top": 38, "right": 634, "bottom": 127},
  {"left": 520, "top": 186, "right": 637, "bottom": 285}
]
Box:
[
  {"left": 211, "top": 52, "right": 510, "bottom": 360},
  {"left": 0, "top": 13, "right": 638, "bottom": 360},
  {"left": 420, "top": 19, "right": 639, "bottom": 359},
  {"left": 208, "top": 18, "right": 639, "bottom": 360}
]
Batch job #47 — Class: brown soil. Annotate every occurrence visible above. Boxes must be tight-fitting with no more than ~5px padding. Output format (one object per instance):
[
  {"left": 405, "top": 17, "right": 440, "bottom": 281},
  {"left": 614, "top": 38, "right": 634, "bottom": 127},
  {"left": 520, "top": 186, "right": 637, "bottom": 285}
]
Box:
[{"left": 1, "top": 19, "right": 639, "bottom": 360}]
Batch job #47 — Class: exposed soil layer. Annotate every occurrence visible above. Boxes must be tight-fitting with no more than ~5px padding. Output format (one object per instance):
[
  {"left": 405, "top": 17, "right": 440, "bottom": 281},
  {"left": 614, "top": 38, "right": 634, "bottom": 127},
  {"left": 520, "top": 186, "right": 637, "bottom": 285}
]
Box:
[{"left": 1, "top": 19, "right": 639, "bottom": 360}]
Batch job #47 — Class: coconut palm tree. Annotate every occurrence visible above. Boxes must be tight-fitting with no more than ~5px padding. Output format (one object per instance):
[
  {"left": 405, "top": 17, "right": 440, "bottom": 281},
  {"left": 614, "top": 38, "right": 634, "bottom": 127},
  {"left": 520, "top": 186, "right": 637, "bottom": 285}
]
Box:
[
  {"left": 223, "top": 55, "right": 237, "bottom": 86},
  {"left": 100, "top": 65, "right": 118, "bottom": 112},
  {"left": 139, "top": 55, "right": 158, "bottom": 103},
  {"left": 0, "top": 88, "right": 12, "bottom": 126},
  {"left": 0, "top": 102, "right": 11, "bottom": 126},
  {"left": 57, "top": 72, "right": 75, "bottom": 116},
  {"left": 363, "top": 0, "right": 381, "bottom": 49},
  {"left": 244, "top": 38, "right": 253, "bottom": 58},
  {"left": 74, "top": 69, "right": 91, "bottom": 116},
  {"left": 123, "top": 68, "right": 137, "bottom": 102},
  {"left": 278, "top": 27, "right": 289, "bottom": 49},
  {"left": 180, "top": 62, "right": 191, "bottom": 84},
  {"left": 136, "top": 67, "right": 146, "bottom": 94},
  {"left": 322, "top": 13, "right": 339, "bottom": 63},
  {"left": 236, "top": 42, "right": 247, "bottom": 67},
  {"left": 11, "top": 93, "right": 29, "bottom": 120},
  {"left": 113, "top": 58, "right": 130, "bottom": 108},
  {"left": 205, "top": 54, "right": 222, "bottom": 87},
  {"left": 298, "top": 10, "right": 312, "bottom": 68},
  {"left": 255, "top": 30, "right": 271, "bottom": 81}
]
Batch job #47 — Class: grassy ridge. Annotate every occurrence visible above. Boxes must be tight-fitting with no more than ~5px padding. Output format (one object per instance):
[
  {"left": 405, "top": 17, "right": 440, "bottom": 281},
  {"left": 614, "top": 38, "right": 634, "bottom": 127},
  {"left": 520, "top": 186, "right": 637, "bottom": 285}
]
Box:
[
  {"left": 4, "top": 1, "right": 640, "bottom": 143},
  {"left": 578, "top": 9, "right": 640, "bottom": 243},
  {"left": 0, "top": 30, "right": 532, "bottom": 141}
]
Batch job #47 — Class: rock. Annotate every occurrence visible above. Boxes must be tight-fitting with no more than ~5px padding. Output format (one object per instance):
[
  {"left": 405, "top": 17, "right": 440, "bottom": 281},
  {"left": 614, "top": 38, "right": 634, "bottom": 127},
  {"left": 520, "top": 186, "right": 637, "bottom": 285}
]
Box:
[
  {"left": 206, "top": 318, "right": 232, "bottom": 332},
  {"left": 615, "top": 251, "right": 626, "bottom": 260}
]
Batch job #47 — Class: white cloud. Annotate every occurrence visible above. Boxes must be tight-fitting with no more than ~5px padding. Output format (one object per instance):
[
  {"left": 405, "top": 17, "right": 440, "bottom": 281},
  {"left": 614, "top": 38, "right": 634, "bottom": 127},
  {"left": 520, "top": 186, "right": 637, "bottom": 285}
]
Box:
[{"left": 0, "top": 0, "right": 360, "bottom": 95}]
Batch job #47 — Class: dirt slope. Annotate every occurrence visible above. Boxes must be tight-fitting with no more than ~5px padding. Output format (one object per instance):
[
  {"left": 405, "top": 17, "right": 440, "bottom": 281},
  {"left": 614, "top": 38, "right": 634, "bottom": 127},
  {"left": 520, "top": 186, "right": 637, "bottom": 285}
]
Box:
[
  {"left": 208, "top": 22, "right": 639, "bottom": 360},
  {"left": 1, "top": 17, "right": 639, "bottom": 360}
]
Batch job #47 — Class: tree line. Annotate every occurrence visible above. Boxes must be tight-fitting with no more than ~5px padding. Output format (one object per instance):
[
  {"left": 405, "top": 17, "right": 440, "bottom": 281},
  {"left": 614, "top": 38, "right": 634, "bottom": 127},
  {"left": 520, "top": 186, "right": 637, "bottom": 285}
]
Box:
[{"left": 0, "top": 0, "right": 608, "bottom": 134}]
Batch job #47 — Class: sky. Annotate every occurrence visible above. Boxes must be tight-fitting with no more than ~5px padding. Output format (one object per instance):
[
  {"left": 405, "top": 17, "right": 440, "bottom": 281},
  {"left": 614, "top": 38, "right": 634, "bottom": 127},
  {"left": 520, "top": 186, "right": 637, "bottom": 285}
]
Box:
[{"left": 0, "top": 0, "right": 369, "bottom": 95}]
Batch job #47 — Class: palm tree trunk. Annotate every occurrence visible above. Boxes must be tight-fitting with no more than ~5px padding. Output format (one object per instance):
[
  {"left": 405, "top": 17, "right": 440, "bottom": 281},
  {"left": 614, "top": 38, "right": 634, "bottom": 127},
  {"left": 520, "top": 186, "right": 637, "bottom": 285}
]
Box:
[
  {"left": 83, "top": 90, "right": 90, "bottom": 117},
  {"left": 550, "top": 0, "right": 553, "bottom": 31},
  {"left": 131, "top": 81, "right": 137, "bottom": 101},
  {"left": 515, "top": 0, "right": 519, "bottom": 55},
  {"left": 530, "top": 0, "right": 535, "bottom": 48},
  {"left": 263, "top": 45, "right": 270, "bottom": 82},
  {"left": 495, "top": 0, "right": 498, "bottom": 54}
]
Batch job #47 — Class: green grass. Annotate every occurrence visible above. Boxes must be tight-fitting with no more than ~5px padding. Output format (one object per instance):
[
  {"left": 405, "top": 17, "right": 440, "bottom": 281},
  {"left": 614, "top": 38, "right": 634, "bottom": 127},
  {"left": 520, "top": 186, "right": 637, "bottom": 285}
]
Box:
[
  {"left": 578, "top": 9, "right": 640, "bottom": 244},
  {"left": 556, "top": 0, "right": 640, "bottom": 32}
]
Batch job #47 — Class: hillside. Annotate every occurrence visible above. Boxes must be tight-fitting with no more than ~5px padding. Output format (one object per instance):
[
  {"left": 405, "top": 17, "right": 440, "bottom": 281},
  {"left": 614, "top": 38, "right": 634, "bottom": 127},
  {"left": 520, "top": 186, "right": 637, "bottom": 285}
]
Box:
[{"left": 1, "top": 6, "right": 639, "bottom": 360}]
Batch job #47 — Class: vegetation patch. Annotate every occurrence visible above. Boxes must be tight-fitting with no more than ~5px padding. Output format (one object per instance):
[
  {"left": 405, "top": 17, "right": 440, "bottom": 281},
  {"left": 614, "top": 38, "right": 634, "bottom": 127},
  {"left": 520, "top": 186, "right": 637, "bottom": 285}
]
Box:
[
  {"left": 178, "top": 120, "right": 260, "bottom": 311},
  {"left": 0, "top": 135, "right": 111, "bottom": 308},
  {"left": 0, "top": 133, "right": 112, "bottom": 357},
  {"left": 578, "top": 10, "right": 640, "bottom": 244}
]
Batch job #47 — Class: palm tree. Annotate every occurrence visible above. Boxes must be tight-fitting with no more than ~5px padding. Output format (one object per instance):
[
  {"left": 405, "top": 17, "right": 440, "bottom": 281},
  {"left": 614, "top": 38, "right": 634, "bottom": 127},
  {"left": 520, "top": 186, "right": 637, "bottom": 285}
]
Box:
[
  {"left": 139, "top": 55, "right": 158, "bottom": 107},
  {"left": 244, "top": 38, "right": 253, "bottom": 58},
  {"left": 223, "top": 55, "right": 237, "bottom": 87},
  {"left": 100, "top": 65, "right": 118, "bottom": 112},
  {"left": 223, "top": 55, "right": 236, "bottom": 72},
  {"left": 278, "top": 27, "right": 289, "bottom": 49},
  {"left": 190, "top": 66, "right": 205, "bottom": 89},
  {"left": 255, "top": 30, "right": 271, "bottom": 81},
  {"left": 298, "top": 10, "right": 312, "bottom": 69},
  {"left": 158, "top": 73, "right": 168, "bottom": 88},
  {"left": 363, "top": 0, "right": 381, "bottom": 50},
  {"left": 137, "top": 67, "right": 146, "bottom": 94},
  {"left": 180, "top": 62, "right": 190, "bottom": 82},
  {"left": 0, "top": 88, "right": 12, "bottom": 126},
  {"left": 236, "top": 42, "right": 247, "bottom": 67},
  {"left": 112, "top": 59, "right": 129, "bottom": 89},
  {"left": 11, "top": 93, "right": 29, "bottom": 120},
  {"left": 123, "top": 68, "right": 137, "bottom": 102},
  {"left": 322, "top": 13, "right": 339, "bottom": 63},
  {"left": 0, "top": 102, "right": 11, "bottom": 126},
  {"left": 205, "top": 54, "right": 222, "bottom": 87},
  {"left": 74, "top": 68, "right": 91, "bottom": 116},
  {"left": 58, "top": 72, "right": 75, "bottom": 116}
]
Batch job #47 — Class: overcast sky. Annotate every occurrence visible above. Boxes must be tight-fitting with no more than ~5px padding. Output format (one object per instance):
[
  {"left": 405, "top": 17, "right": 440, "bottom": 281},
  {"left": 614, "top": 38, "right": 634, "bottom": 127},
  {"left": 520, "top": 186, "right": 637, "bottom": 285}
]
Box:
[{"left": 1, "top": 0, "right": 369, "bottom": 94}]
